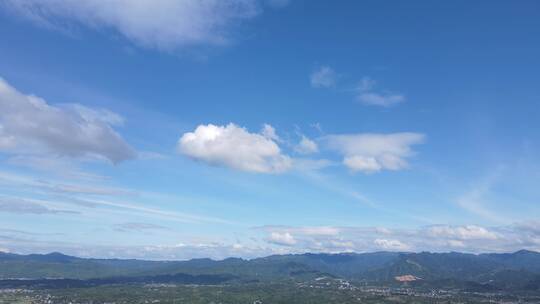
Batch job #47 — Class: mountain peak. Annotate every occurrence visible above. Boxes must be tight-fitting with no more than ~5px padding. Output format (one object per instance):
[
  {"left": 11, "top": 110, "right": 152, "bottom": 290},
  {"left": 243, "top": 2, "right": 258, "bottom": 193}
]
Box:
[
  {"left": 514, "top": 249, "right": 539, "bottom": 255},
  {"left": 45, "top": 252, "right": 70, "bottom": 257}
]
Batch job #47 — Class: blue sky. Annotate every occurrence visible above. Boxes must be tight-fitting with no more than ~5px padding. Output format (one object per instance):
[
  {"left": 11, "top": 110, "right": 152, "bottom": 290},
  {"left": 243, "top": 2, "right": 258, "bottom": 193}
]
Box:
[{"left": 0, "top": 0, "right": 539, "bottom": 259}]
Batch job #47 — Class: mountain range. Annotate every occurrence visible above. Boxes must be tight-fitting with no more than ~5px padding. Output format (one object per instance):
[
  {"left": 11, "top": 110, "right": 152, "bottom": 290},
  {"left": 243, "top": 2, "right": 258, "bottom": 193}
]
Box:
[{"left": 1, "top": 250, "right": 540, "bottom": 291}]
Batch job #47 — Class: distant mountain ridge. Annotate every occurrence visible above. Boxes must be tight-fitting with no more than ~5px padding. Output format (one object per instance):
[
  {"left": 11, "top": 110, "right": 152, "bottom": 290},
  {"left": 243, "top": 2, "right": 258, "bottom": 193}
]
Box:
[{"left": 1, "top": 250, "right": 540, "bottom": 291}]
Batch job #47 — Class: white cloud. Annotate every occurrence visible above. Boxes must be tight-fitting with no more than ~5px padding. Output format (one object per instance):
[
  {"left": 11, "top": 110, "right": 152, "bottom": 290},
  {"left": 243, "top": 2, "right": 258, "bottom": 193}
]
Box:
[
  {"left": 3, "top": 222, "right": 540, "bottom": 259},
  {"left": 259, "top": 224, "right": 537, "bottom": 254},
  {"left": 343, "top": 156, "right": 381, "bottom": 173},
  {"left": 516, "top": 221, "right": 540, "bottom": 235},
  {"left": 322, "top": 132, "right": 425, "bottom": 173},
  {"left": 427, "top": 225, "right": 499, "bottom": 240},
  {"left": 355, "top": 76, "right": 405, "bottom": 107},
  {"left": 177, "top": 125, "right": 423, "bottom": 174},
  {"left": 297, "top": 226, "right": 340, "bottom": 236},
  {"left": 0, "top": 236, "right": 283, "bottom": 260},
  {"left": 374, "top": 238, "right": 410, "bottom": 251},
  {"left": 68, "top": 103, "right": 125, "bottom": 126},
  {"left": 178, "top": 123, "right": 292, "bottom": 173},
  {"left": 3, "top": 0, "right": 262, "bottom": 51},
  {"left": 309, "top": 69, "right": 404, "bottom": 107},
  {"left": 0, "top": 126, "right": 15, "bottom": 149},
  {"left": 294, "top": 135, "right": 318, "bottom": 154},
  {"left": 0, "top": 78, "right": 135, "bottom": 163},
  {"left": 357, "top": 92, "right": 405, "bottom": 107},
  {"left": 310, "top": 66, "right": 337, "bottom": 88},
  {"left": 357, "top": 76, "right": 376, "bottom": 91},
  {"left": 310, "top": 122, "right": 323, "bottom": 133},
  {"left": 261, "top": 123, "right": 280, "bottom": 142},
  {"left": 268, "top": 232, "right": 297, "bottom": 246},
  {"left": 447, "top": 240, "right": 466, "bottom": 248}
]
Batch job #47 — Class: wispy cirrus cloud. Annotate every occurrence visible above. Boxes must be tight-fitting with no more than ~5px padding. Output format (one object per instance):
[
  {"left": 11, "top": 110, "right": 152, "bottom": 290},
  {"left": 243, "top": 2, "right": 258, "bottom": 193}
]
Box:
[
  {"left": 0, "top": 196, "right": 78, "bottom": 215},
  {"left": 113, "top": 222, "right": 169, "bottom": 233},
  {"left": 454, "top": 169, "right": 510, "bottom": 224},
  {"left": 0, "top": 171, "right": 131, "bottom": 197},
  {"left": 309, "top": 68, "right": 405, "bottom": 107},
  {"left": 6, "top": 155, "right": 108, "bottom": 180},
  {"left": 0, "top": 170, "right": 233, "bottom": 225}
]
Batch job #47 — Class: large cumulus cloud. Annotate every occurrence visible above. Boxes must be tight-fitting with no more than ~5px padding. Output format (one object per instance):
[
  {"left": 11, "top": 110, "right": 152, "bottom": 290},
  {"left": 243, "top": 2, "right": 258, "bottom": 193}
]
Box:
[
  {"left": 0, "top": 78, "right": 135, "bottom": 163},
  {"left": 178, "top": 123, "right": 291, "bottom": 173}
]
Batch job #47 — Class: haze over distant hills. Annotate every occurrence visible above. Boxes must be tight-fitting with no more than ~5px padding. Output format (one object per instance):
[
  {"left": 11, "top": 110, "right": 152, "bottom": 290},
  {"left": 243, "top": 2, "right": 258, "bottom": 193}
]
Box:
[{"left": 1, "top": 250, "right": 540, "bottom": 292}]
